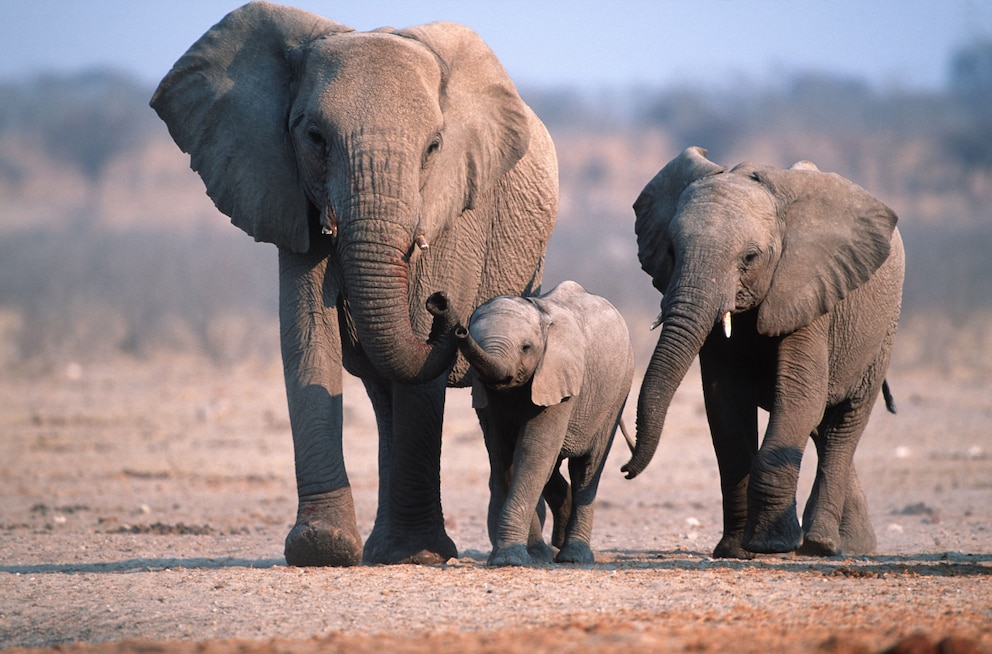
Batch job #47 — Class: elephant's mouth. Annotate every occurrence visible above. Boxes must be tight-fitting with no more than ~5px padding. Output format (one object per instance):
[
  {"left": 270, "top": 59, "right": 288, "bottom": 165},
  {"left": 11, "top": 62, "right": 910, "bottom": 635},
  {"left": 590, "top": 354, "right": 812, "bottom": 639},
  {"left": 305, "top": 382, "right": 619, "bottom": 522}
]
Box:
[{"left": 488, "top": 375, "right": 517, "bottom": 390}]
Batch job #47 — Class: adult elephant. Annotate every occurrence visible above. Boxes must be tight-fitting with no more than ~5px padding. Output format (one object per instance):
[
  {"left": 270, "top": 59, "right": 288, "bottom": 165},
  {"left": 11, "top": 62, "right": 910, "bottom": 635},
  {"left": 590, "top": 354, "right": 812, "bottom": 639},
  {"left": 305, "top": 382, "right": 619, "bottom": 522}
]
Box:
[
  {"left": 623, "top": 147, "right": 903, "bottom": 558},
  {"left": 150, "top": 2, "right": 558, "bottom": 566}
]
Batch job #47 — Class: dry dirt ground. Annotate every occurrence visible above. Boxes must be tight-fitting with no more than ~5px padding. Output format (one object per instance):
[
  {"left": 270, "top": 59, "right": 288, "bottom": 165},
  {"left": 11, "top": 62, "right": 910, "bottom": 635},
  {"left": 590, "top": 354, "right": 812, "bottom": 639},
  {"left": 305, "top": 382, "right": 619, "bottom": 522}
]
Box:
[{"left": 1, "top": 356, "right": 990, "bottom": 653}]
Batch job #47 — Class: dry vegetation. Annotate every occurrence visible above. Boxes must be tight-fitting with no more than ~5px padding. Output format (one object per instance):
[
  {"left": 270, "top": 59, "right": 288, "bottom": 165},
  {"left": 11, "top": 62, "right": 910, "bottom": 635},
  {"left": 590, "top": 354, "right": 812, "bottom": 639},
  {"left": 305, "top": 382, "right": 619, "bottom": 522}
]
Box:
[
  {"left": 1, "top": 44, "right": 991, "bottom": 652},
  {"left": 2, "top": 61, "right": 992, "bottom": 375}
]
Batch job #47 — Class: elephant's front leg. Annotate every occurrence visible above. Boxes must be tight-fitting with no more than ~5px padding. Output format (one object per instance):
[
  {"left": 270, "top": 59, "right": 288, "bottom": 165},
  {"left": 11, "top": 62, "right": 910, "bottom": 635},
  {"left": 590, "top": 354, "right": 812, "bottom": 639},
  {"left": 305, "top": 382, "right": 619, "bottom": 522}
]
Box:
[
  {"left": 362, "top": 374, "right": 457, "bottom": 564},
  {"left": 479, "top": 404, "right": 553, "bottom": 555},
  {"left": 743, "top": 330, "right": 829, "bottom": 554},
  {"left": 477, "top": 404, "right": 515, "bottom": 548},
  {"left": 699, "top": 343, "right": 760, "bottom": 559},
  {"left": 279, "top": 247, "right": 363, "bottom": 567},
  {"left": 489, "top": 405, "right": 570, "bottom": 567}
]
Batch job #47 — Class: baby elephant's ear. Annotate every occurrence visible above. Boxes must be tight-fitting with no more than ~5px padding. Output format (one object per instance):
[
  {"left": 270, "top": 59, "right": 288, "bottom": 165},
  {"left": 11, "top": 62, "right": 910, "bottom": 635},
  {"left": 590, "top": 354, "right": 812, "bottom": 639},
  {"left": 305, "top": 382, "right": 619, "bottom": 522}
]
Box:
[{"left": 531, "top": 309, "right": 584, "bottom": 407}]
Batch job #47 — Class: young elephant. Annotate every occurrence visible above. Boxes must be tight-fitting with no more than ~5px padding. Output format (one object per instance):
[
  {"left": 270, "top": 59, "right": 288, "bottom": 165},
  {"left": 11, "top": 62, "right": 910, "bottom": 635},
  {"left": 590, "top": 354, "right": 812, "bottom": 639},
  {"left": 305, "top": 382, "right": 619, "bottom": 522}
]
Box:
[
  {"left": 624, "top": 147, "right": 904, "bottom": 558},
  {"left": 453, "top": 281, "right": 634, "bottom": 566}
]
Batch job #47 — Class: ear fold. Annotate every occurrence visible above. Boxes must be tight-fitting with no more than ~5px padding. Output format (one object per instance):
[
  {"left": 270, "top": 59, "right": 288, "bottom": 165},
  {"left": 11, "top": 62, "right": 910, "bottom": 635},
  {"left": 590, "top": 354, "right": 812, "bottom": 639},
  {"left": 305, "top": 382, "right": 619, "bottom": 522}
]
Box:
[
  {"left": 150, "top": 3, "right": 352, "bottom": 253},
  {"left": 394, "top": 22, "right": 530, "bottom": 222},
  {"left": 634, "top": 147, "right": 725, "bottom": 292},
  {"left": 755, "top": 168, "right": 898, "bottom": 336},
  {"left": 531, "top": 305, "right": 585, "bottom": 407}
]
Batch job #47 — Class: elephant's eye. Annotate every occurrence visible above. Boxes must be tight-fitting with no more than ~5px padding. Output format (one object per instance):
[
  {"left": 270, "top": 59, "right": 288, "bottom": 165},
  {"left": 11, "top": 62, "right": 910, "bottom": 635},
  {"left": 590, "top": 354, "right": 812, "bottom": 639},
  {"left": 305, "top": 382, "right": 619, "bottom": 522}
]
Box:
[
  {"left": 307, "top": 126, "right": 326, "bottom": 150},
  {"left": 424, "top": 133, "right": 442, "bottom": 163},
  {"left": 742, "top": 250, "right": 760, "bottom": 266}
]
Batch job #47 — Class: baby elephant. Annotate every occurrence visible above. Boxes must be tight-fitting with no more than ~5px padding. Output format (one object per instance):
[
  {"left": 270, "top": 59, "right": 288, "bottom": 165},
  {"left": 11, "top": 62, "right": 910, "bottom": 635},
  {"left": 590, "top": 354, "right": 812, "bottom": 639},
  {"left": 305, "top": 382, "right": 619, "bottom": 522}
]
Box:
[{"left": 455, "top": 281, "right": 634, "bottom": 566}]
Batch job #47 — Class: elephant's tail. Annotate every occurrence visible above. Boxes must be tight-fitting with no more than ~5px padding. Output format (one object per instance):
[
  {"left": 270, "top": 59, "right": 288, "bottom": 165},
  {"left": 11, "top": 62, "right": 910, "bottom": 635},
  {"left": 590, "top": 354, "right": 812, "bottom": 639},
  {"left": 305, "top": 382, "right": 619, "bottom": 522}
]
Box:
[{"left": 882, "top": 379, "right": 897, "bottom": 414}]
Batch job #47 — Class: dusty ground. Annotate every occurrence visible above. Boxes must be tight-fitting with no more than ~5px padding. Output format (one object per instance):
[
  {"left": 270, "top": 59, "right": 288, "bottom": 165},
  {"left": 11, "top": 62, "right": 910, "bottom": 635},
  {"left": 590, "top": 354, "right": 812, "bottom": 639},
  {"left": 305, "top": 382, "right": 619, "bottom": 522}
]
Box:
[{"left": 1, "top": 355, "right": 990, "bottom": 653}]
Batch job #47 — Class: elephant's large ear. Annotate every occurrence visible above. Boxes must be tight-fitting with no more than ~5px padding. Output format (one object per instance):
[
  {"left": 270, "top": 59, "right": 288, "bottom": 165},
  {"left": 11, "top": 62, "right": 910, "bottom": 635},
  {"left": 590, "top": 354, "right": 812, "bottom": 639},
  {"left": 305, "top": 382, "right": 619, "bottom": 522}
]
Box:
[
  {"left": 634, "top": 147, "right": 725, "bottom": 292},
  {"left": 150, "top": 3, "right": 353, "bottom": 253},
  {"left": 394, "top": 22, "right": 530, "bottom": 223},
  {"left": 755, "top": 168, "right": 898, "bottom": 336},
  {"left": 531, "top": 300, "right": 584, "bottom": 407}
]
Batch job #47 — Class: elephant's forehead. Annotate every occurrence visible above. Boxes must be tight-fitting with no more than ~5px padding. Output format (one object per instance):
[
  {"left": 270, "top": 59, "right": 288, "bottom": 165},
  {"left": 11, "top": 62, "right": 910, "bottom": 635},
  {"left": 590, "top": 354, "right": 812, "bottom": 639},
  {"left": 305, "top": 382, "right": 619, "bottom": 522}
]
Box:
[
  {"left": 471, "top": 297, "right": 537, "bottom": 333},
  {"left": 306, "top": 32, "right": 441, "bottom": 92},
  {"left": 678, "top": 176, "right": 776, "bottom": 228}
]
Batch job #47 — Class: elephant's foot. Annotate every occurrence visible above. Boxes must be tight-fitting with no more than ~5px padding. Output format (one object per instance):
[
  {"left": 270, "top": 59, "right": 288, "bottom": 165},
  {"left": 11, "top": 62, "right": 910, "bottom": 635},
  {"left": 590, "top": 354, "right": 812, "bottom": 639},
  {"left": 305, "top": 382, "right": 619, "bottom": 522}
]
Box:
[
  {"left": 555, "top": 540, "right": 594, "bottom": 564},
  {"left": 712, "top": 532, "right": 756, "bottom": 560},
  {"left": 798, "top": 520, "right": 876, "bottom": 557},
  {"left": 528, "top": 540, "right": 554, "bottom": 564},
  {"left": 742, "top": 503, "right": 802, "bottom": 554},
  {"left": 284, "top": 487, "right": 363, "bottom": 567},
  {"left": 796, "top": 531, "right": 841, "bottom": 557},
  {"left": 838, "top": 521, "right": 876, "bottom": 556},
  {"left": 488, "top": 544, "right": 530, "bottom": 567},
  {"left": 488, "top": 542, "right": 551, "bottom": 567},
  {"left": 362, "top": 524, "right": 457, "bottom": 565},
  {"left": 837, "top": 486, "right": 877, "bottom": 555}
]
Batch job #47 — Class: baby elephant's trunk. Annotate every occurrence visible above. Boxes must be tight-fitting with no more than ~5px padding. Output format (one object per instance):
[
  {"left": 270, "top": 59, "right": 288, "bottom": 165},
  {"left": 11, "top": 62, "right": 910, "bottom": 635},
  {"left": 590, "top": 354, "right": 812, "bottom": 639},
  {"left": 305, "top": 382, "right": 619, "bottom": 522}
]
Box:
[{"left": 455, "top": 326, "right": 514, "bottom": 385}]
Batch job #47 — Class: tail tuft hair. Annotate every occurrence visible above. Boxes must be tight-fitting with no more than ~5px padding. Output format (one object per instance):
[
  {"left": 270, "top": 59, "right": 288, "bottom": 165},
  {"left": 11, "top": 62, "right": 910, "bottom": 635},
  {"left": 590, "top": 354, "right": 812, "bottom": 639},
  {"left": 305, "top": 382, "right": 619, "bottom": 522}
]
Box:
[{"left": 882, "top": 379, "right": 897, "bottom": 414}]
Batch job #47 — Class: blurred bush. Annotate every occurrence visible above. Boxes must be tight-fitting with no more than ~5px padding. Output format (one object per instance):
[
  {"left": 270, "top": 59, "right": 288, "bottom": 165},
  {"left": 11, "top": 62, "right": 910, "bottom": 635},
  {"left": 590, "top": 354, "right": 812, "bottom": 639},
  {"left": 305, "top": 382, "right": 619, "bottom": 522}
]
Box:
[{"left": 1, "top": 47, "right": 990, "bottom": 375}]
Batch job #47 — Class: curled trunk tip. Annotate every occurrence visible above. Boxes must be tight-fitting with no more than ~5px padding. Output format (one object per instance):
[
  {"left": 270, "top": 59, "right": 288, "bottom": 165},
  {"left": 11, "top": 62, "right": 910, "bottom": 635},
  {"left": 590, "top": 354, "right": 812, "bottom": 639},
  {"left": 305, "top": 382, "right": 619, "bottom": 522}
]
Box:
[
  {"left": 625, "top": 299, "right": 712, "bottom": 481},
  {"left": 456, "top": 325, "right": 513, "bottom": 385}
]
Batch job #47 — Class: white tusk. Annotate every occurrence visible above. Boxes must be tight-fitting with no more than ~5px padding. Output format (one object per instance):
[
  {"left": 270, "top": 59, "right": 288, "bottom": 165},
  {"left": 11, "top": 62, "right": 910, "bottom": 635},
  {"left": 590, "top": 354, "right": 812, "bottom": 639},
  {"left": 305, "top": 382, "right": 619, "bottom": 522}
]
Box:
[
  {"left": 415, "top": 234, "right": 429, "bottom": 251},
  {"left": 321, "top": 206, "right": 337, "bottom": 237},
  {"left": 722, "top": 311, "right": 732, "bottom": 338},
  {"left": 650, "top": 311, "right": 664, "bottom": 331}
]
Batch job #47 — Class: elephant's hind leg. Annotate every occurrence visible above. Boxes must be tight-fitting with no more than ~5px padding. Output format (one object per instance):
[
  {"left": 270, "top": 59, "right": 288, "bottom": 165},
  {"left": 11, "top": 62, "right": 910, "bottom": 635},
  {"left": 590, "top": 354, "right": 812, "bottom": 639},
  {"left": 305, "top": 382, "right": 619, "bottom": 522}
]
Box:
[
  {"left": 837, "top": 465, "right": 876, "bottom": 554},
  {"left": 555, "top": 444, "right": 611, "bottom": 564},
  {"left": 799, "top": 401, "right": 877, "bottom": 556},
  {"left": 543, "top": 466, "right": 571, "bottom": 550}
]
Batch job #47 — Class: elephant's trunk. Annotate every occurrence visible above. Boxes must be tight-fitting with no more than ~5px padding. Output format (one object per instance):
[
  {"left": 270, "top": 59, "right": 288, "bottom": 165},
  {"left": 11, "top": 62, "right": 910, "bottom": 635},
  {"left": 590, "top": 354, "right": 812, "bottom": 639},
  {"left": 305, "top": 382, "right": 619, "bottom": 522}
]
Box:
[
  {"left": 455, "top": 326, "right": 514, "bottom": 385},
  {"left": 623, "top": 294, "right": 715, "bottom": 479},
  {"left": 337, "top": 214, "right": 457, "bottom": 385}
]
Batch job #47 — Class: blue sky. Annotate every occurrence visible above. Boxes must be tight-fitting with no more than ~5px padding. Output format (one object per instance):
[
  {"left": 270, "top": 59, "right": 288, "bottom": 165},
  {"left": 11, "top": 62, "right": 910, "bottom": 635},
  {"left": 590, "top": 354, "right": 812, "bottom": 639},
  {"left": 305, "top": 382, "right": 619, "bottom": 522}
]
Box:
[{"left": 2, "top": 1, "right": 989, "bottom": 91}]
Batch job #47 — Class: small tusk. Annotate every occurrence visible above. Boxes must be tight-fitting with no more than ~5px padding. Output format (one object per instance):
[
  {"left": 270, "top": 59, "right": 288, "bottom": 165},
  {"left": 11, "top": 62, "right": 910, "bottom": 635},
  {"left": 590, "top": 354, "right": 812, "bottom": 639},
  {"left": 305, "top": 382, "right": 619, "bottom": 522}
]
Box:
[
  {"left": 415, "top": 234, "right": 429, "bottom": 251},
  {"left": 649, "top": 311, "right": 664, "bottom": 331},
  {"left": 321, "top": 205, "right": 337, "bottom": 237},
  {"left": 722, "top": 311, "right": 732, "bottom": 338}
]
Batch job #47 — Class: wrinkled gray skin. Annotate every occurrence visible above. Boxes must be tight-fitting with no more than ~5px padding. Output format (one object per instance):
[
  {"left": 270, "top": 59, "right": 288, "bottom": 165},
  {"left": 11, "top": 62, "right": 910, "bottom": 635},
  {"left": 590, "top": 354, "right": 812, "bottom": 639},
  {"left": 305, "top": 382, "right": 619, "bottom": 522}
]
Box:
[
  {"left": 150, "top": 2, "right": 557, "bottom": 566},
  {"left": 451, "top": 281, "right": 634, "bottom": 566},
  {"left": 624, "top": 147, "right": 904, "bottom": 558}
]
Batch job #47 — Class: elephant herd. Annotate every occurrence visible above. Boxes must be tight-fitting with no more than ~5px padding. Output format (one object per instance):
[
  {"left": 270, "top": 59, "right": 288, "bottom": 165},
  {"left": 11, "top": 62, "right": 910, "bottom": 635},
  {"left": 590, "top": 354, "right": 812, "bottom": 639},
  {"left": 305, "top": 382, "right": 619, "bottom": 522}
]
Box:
[{"left": 151, "top": 3, "right": 904, "bottom": 567}]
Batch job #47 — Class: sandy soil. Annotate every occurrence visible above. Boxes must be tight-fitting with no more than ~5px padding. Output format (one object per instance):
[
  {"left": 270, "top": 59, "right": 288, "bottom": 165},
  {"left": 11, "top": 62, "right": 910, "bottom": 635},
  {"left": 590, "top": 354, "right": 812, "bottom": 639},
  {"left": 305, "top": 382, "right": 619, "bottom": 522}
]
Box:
[{"left": 1, "top": 356, "right": 990, "bottom": 653}]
